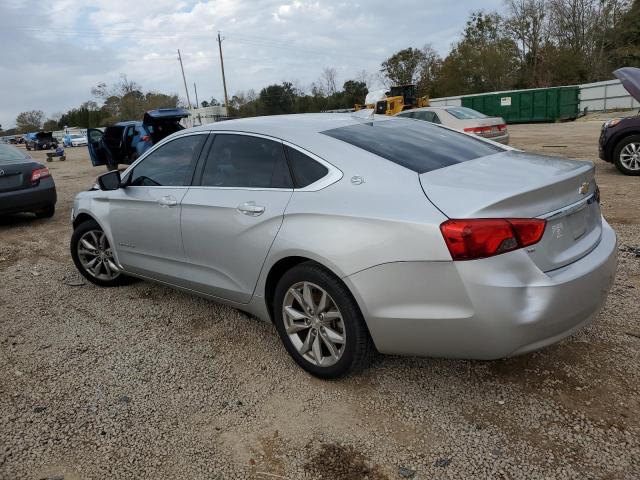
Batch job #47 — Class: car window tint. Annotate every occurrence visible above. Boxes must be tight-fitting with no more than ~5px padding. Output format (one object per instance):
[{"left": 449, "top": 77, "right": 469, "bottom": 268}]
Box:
[
  {"left": 446, "top": 107, "right": 487, "bottom": 119},
  {"left": 0, "top": 144, "right": 29, "bottom": 163},
  {"left": 129, "top": 135, "right": 205, "bottom": 187},
  {"left": 415, "top": 111, "right": 434, "bottom": 122},
  {"left": 321, "top": 120, "right": 503, "bottom": 174},
  {"left": 200, "top": 134, "right": 292, "bottom": 188},
  {"left": 431, "top": 112, "right": 441, "bottom": 124},
  {"left": 285, "top": 146, "right": 328, "bottom": 188}
]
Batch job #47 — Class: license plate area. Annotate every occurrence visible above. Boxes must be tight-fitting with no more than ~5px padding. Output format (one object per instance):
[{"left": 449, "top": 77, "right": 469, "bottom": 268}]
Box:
[{"left": 0, "top": 174, "right": 23, "bottom": 191}]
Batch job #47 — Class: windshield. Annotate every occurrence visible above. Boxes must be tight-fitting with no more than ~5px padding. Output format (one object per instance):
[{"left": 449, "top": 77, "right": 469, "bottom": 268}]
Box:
[
  {"left": 0, "top": 144, "right": 29, "bottom": 164},
  {"left": 446, "top": 107, "right": 488, "bottom": 119},
  {"left": 321, "top": 119, "right": 503, "bottom": 174},
  {"left": 70, "top": 134, "right": 84, "bottom": 139}
]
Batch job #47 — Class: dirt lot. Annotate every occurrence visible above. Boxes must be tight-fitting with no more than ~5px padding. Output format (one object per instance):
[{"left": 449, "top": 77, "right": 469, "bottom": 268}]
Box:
[{"left": 1, "top": 119, "right": 639, "bottom": 479}]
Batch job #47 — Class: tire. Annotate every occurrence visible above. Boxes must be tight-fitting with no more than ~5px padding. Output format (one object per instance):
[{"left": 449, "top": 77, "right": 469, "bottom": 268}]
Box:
[
  {"left": 70, "top": 219, "right": 132, "bottom": 287},
  {"left": 273, "top": 262, "right": 376, "bottom": 378},
  {"left": 35, "top": 204, "right": 55, "bottom": 218},
  {"left": 613, "top": 134, "right": 640, "bottom": 176}
]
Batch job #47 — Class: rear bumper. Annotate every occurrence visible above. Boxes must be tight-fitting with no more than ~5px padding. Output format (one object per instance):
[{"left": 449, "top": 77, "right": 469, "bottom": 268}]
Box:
[
  {"left": 345, "top": 218, "right": 617, "bottom": 359},
  {"left": 0, "top": 178, "right": 57, "bottom": 215},
  {"left": 486, "top": 132, "right": 509, "bottom": 145}
]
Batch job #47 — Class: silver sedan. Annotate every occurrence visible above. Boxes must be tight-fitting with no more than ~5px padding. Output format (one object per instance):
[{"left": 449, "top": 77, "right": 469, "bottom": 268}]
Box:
[{"left": 70, "top": 114, "right": 617, "bottom": 378}]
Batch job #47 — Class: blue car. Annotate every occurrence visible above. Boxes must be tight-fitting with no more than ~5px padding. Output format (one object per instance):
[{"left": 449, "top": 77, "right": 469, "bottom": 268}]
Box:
[{"left": 87, "top": 108, "right": 189, "bottom": 170}]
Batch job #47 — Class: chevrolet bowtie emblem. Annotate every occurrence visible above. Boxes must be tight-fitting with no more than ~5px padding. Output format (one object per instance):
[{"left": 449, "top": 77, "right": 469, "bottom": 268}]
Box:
[{"left": 578, "top": 181, "right": 590, "bottom": 195}]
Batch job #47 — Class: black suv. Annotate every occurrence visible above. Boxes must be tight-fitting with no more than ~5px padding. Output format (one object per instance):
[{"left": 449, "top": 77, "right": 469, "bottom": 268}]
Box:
[{"left": 599, "top": 67, "right": 640, "bottom": 176}]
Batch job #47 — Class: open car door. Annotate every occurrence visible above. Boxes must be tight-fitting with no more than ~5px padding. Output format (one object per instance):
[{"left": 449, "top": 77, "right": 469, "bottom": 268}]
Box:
[
  {"left": 87, "top": 128, "right": 111, "bottom": 167},
  {"left": 143, "top": 108, "right": 189, "bottom": 144}
]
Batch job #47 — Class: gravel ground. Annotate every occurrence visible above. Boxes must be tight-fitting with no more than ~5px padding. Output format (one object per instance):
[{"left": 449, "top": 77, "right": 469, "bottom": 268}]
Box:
[{"left": 1, "top": 120, "right": 639, "bottom": 479}]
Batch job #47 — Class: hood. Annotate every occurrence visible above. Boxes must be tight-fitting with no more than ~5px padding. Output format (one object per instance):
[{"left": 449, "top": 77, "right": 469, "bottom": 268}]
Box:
[
  {"left": 143, "top": 108, "right": 190, "bottom": 124},
  {"left": 614, "top": 67, "right": 640, "bottom": 102}
]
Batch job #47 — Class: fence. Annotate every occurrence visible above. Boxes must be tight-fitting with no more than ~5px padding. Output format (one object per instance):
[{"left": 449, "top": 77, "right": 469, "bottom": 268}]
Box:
[{"left": 429, "top": 79, "right": 638, "bottom": 115}]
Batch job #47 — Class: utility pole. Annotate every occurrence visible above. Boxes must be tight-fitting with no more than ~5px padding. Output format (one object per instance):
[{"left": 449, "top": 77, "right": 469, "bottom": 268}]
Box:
[
  {"left": 217, "top": 31, "right": 229, "bottom": 112},
  {"left": 194, "top": 82, "right": 199, "bottom": 108},
  {"left": 177, "top": 49, "right": 192, "bottom": 109}
]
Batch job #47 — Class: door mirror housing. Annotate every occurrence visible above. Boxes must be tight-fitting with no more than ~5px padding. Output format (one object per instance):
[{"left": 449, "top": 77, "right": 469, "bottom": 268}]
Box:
[{"left": 97, "top": 170, "right": 122, "bottom": 191}]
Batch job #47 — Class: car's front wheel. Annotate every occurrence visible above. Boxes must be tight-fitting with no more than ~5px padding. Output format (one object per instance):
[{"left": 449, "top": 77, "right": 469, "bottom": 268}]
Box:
[
  {"left": 70, "top": 219, "right": 131, "bottom": 287},
  {"left": 614, "top": 135, "right": 640, "bottom": 176},
  {"left": 273, "top": 262, "right": 375, "bottom": 378}
]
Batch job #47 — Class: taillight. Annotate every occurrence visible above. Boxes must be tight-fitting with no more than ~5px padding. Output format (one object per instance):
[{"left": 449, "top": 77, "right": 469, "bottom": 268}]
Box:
[
  {"left": 497, "top": 123, "right": 507, "bottom": 131},
  {"left": 440, "top": 218, "right": 546, "bottom": 261},
  {"left": 140, "top": 135, "right": 151, "bottom": 142},
  {"left": 30, "top": 166, "right": 51, "bottom": 185}
]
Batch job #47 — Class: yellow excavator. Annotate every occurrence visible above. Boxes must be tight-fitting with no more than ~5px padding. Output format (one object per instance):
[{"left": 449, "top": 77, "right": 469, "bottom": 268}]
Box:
[{"left": 355, "top": 84, "right": 429, "bottom": 115}]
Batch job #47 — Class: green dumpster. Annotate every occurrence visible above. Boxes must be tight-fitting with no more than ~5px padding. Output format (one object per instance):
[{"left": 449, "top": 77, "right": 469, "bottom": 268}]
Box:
[{"left": 461, "top": 86, "right": 579, "bottom": 123}]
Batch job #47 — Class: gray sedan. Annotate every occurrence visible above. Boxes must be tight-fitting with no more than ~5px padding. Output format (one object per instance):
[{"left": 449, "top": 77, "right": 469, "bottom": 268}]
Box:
[
  {"left": 70, "top": 114, "right": 617, "bottom": 378},
  {"left": 396, "top": 106, "right": 510, "bottom": 144}
]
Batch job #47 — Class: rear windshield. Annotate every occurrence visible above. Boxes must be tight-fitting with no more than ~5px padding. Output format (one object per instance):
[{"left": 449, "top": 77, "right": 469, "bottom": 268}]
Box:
[
  {"left": 321, "top": 119, "right": 503, "bottom": 173},
  {"left": 0, "top": 144, "right": 29, "bottom": 164},
  {"left": 446, "top": 107, "right": 487, "bottom": 119}
]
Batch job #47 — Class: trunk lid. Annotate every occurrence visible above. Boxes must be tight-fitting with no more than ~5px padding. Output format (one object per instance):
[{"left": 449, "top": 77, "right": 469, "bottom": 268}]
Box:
[
  {"left": 420, "top": 150, "right": 602, "bottom": 271},
  {"left": 143, "top": 108, "right": 190, "bottom": 125},
  {"left": 0, "top": 160, "right": 38, "bottom": 193}
]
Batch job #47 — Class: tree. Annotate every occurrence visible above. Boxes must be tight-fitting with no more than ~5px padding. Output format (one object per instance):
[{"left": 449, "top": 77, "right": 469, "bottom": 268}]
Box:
[
  {"left": 504, "top": 0, "right": 547, "bottom": 87},
  {"left": 342, "top": 80, "right": 368, "bottom": 107},
  {"left": 417, "top": 45, "right": 443, "bottom": 97},
  {"left": 320, "top": 67, "right": 338, "bottom": 96},
  {"left": 381, "top": 48, "right": 426, "bottom": 86},
  {"left": 43, "top": 119, "right": 59, "bottom": 131},
  {"left": 15, "top": 110, "right": 44, "bottom": 133},
  {"left": 258, "top": 82, "right": 296, "bottom": 115}
]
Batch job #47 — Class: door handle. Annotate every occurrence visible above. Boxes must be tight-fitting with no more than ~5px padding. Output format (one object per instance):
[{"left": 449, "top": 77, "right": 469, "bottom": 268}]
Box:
[
  {"left": 237, "top": 201, "right": 265, "bottom": 216},
  {"left": 158, "top": 195, "right": 178, "bottom": 207}
]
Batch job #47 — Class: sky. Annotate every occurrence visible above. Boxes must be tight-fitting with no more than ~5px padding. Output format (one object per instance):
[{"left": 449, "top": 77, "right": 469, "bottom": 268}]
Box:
[{"left": 0, "top": 0, "right": 503, "bottom": 129}]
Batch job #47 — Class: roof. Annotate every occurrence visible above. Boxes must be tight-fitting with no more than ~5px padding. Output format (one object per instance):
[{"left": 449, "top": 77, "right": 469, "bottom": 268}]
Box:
[{"left": 192, "top": 113, "right": 387, "bottom": 137}]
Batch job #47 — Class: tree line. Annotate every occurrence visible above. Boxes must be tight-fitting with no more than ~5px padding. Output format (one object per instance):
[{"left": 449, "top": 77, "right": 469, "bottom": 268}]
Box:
[{"left": 4, "top": 0, "right": 637, "bottom": 133}]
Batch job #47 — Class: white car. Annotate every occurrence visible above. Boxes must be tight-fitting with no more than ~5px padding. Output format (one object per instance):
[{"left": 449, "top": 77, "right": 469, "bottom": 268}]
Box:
[
  {"left": 397, "top": 106, "right": 510, "bottom": 145},
  {"left": 71, "top": 135, "right": 88, "bottom": 147}
]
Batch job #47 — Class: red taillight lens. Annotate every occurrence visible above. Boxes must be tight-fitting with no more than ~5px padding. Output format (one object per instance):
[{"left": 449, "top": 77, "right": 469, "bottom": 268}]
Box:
[
  {"left": 30, "top": 166, "right": 51, "bottom": 184},
  {"left": 497, "top": 123, "right": 507, "bottom": 131},
  {"left": 440, "top": 218, "right": 546, "bottom": 260},
  {"left": 140, "top": 135, "right": 151, "bottom": 142}
]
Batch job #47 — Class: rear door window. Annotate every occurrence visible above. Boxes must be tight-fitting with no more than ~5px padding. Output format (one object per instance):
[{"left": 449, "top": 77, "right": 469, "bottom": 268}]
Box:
[
  {"left": 321, "top": 119, "right": 503, "bottom": 174},
  {"left": 199, "top": 134, "right": 292, "bottom": 189}
]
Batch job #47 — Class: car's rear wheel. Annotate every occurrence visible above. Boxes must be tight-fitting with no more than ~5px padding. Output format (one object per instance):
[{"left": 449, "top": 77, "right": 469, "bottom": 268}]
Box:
[
  {"left": 614, "top": 135, "right": 640, "bottom": 176},
  {"left": 71, "top": 219, "right": 131, "bottom": 287},
  {"left": 35, "top": 204, "right": 55, "bottom": 218},
  {"left": 273, "top": 262, "right": 375, "bottom": 378}
]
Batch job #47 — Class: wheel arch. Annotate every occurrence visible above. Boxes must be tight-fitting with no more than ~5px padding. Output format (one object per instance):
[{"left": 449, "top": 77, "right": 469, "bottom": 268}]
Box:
[
  {"left": 609, "top": 129, "right": 640, "bottom": 160},
  {"left": 263, "top": 255, "right": 356, "bottom": 324}
]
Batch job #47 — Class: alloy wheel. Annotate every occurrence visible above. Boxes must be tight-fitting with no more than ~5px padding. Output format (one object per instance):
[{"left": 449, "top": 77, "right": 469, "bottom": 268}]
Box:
[
  {"left": 77, "top": 230, "right": 120, "bottom": 281},
  {"left": 620, "top": 142, "right": 640, "bottom": 171},
  {"left": 282, "top": 281, "right": 346, "bottom": 367}
]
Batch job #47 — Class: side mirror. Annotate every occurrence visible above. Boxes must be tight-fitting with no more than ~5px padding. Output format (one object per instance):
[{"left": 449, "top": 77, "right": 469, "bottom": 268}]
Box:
[{"left": 97, "top": 170, "right": 122, "bottom": 191}]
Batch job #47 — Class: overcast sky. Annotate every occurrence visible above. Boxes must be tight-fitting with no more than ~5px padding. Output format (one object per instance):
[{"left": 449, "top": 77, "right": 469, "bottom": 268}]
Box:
[{"left": 0, "top": 0, "right": 503, "bottom": 128}]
